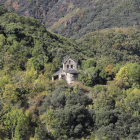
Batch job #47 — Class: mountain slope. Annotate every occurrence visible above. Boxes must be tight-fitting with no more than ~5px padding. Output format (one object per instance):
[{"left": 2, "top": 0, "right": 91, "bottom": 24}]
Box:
[
  {"left": 76, "top": 27, "right": 140, "bottom": 65},
  {"left": 0, "top": 4, "right": 79, "bottom": 72},
  {"left": 1, "top": 0, "right": 140, "bottom": 39}
]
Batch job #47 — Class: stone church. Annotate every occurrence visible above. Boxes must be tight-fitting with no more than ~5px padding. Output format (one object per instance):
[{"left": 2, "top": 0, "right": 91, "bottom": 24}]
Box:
[{"left": 52, "top": 57, "right": 79, "bottom": 84}]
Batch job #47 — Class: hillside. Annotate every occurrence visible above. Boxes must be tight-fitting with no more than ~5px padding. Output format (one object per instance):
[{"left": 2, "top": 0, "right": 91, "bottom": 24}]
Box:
[
  {"left": 1, "top": 5, "right": 140, "bottom": 140},
  {"left": 77, "top": 27, "right": 140, "bottom": 64},
  {"left": 1, "top": 0, "right": 140, "bottom": 39},
  {"left": 0, "top": 4, "right": 80, "bottom": 72}
]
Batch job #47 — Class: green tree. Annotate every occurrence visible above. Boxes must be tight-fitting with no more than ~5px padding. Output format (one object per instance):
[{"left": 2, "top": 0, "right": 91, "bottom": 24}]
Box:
[
  {"left": 4, "top": 108, "right": 29, "bottom": 139},
  {"left": 34, "top": 124, "right": 47, "bottom": 140},
  {"left": 115, "top": 63, "right": 140, "bottom": 89},
  {"left": 82, "top": 58, "right": 96, "bottom": 69},
  {"left": 94, "top": 92, "right": 115, "bottom": 111},
  {"left": 124, "top": 88, "right": 140, "bottom": 115},
  {"left": 53, "top": 104, "right": 94, "bottom": 139},
  {"left": 3, "top": 84, "right": 19, "bottom": 104}
]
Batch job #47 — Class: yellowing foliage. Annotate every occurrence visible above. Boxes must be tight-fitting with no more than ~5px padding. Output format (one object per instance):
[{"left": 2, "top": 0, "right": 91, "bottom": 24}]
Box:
[
  {"left": 116, "top": 66, "right": 128, "bottom": 79},
  {"left": 105, "top": 65, "right": 114, "bottom": 75},
  {"left": 124, "top": 88, "right": 140, "bottom": 115},
  {"left": 3, "top": 84, "right": 18, "bottom": 104}
]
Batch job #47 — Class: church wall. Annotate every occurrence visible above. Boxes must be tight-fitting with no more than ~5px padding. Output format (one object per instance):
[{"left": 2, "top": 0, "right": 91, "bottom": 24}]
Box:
[
  {"left": 66, "top": 73, "right": 78, "bottom": 84},
  {"left": 63, "top": 58, "right": 77, "bottom": 70}
]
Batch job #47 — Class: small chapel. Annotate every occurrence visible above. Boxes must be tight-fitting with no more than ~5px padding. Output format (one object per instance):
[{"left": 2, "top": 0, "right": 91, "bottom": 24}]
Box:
[{"left": 52, "top": 57, "right": 79, "bottom": 84}]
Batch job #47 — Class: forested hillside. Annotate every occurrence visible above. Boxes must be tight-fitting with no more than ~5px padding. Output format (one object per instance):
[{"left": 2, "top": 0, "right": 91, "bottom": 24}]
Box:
[
  {"left": 0, "top": 5, "right": 83, "bottom": 139},
  {"left": 1, "top": 4, "right": 140, "bottom": 140},
  {"left": 1, "top": 0, "right": 140, "bottom": 39},
  {"left": 0, "top": 4, "right": 80, "bottom": 70},
  {"left": 77, "top": 27, "right": 140, "bottom": 86}
]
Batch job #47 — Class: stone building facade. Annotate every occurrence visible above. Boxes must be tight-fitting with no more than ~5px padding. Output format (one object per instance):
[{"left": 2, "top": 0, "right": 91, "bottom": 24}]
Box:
[{"left": 52, "top": 57, "right": 79, "bottom": 84}]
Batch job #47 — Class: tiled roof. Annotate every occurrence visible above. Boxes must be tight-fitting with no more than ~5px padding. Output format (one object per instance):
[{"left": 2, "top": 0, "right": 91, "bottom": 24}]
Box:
[
  {"left": 53, "top": 68, "right": 63, "bottom": 76},
  {"left": 63, "top": 57, "right": 77, "bottom": 65},
  {"left": 53, "top": 68, "right": 79, "bottom": 76},
  {"left": 63, "top": 68, "right": 79, "bottom": 74}
]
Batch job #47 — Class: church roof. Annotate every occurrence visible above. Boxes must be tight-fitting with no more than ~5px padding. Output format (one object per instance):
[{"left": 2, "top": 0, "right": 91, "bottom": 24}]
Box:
[
  {"left": 53, "top": 68, "right": 63, "bottom": 76},
  {"left": 53, "top": 57, "right": 79, "bottom": 76},
  {"left": 63, "top": 57, "right": 77, "bottom": 64},
  {"left": 63, "top": 69, "right": 79, "bottom": 74},
  {"left": 63, "top": 56, "right": 70, "bottom": 64},
  {"left": 53, "top": 68, "right": 79, "bottom": 76}
]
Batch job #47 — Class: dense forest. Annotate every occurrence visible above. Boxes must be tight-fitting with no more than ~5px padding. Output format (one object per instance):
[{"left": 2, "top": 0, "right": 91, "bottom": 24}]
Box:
[
  {"left": 1, "top": 3, "right": 140, "bottom": 140},
  {"left": 1, "top": 0, "right": 140, "bottom": 39}
]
